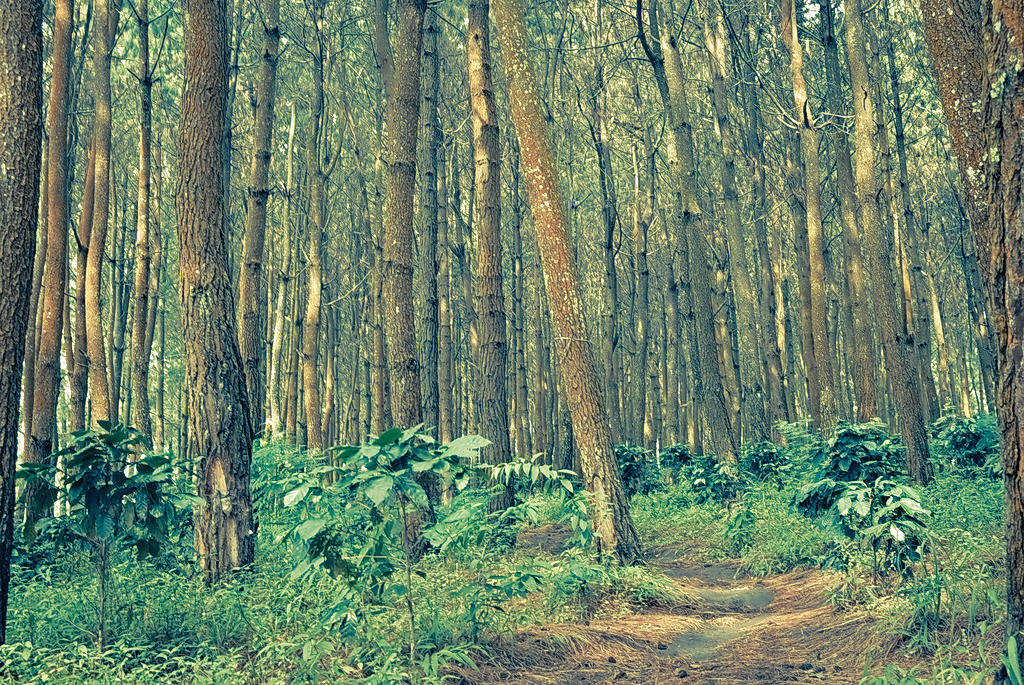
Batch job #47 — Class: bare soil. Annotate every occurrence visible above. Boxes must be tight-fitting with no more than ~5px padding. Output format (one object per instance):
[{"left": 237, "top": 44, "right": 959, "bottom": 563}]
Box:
[{"left": 449, "top": 528, "right": 885, "bottom": 684}]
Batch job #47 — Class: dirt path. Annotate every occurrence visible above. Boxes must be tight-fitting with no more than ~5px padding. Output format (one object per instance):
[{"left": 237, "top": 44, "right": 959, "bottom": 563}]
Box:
[{"left": 454, "top": 535, "right": 878, "bottom": 684}]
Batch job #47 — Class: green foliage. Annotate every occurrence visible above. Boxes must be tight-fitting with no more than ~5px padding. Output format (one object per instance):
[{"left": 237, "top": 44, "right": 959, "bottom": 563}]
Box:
[
  {"left": 723, "top": 500, "right": 756, "bottom": 555},
  {"left": 660, "top": 443, "right": 693, "bottom": 470},
  {"left": 739, "top": 442, "right": 792, "bottom": 485},
  {"left": 684, "top": 455, "right": 744, "bottom": 505},
  {"left": 794, "top": 421, "right": 906, "bottom": 518},
  {"left": 932, "top": 413, "right": 1001, "bottom": 479},
  {"left": 613, "top": 444, "right": 656, "bottom": 498}
]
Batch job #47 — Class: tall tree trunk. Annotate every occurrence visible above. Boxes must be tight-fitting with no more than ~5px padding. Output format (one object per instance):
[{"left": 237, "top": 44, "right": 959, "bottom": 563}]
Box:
[
  {"left": 495, "top": 0, "right": 642, "bottom": 563},
  {"left": 303, "top": 13, "right": 326, "bottom": 454},
  {"left": 268, "top": 103, "right": 295, "bottom": 435},
  {"left": 468, "top": 0, "right": 513, "bottom": 512},
  {"left": 737, "top": 8, "right": 785, "bottom": 432},
  {"left": 26, "top": 0, "right": 74, "bottom": 541},
  {"left": 821, "top": 0, "right": 878, "bottom": 422},
  {"left": 70, "top": 139, "right": 95, "bottom": 432},
  {"left": 438, "top": 141, "right": 454, "bottom": 444},
  {"left": 22, "top": 142, "right": 47, "bottom": 452},
  {"left": 130, "top": 0, "right": 154, "bottom": 440},
  {"left": 780, "top": 0, "right": 838, "bottom": 437},
  {"left": 846, "top": 0, "right": 932, "bottom": 482},
  {"left": 511, "top": 141, "right": 529, "bottom": 458},
  {"left": 701, "top": 0, "right": 768, "bottom": 443},
  {"left": 86, "top": 0, "right": 117, "bottom": 425},
  {"left": 0, "top": 0, "right": 43, "bottom": 642},
  {"left": 178, "top": 0, "right": 255, "bottom": 581},
  {"left": 418, "top": 11, "right": 441, "bottom": 439},
  {"left": 237, "top": 0, "right": 280, "bottom": 437},
  {"left": 637, "top": 0, "right": 735, "bottom": 462},
  {"left": 632, "top": 143, "right": 650, "bottom": 445}
]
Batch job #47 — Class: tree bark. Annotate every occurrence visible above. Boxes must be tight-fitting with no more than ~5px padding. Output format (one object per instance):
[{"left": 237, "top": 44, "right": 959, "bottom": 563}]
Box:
[
  {"left": 701, "top": 0, "right": 768, "bottom": 443},
  {"left": 237, "top": 0, "right": 280, "bottom": 437},
  {"left": 495, "top": 0, "right": 642, "bottom": 563},
  {"left": 780, "top": 0, "right": 838, "bottom": 437},
  {"left": 177, "top": 0, "right": 255, "bottom": 581},
  {"left": 820, "top": 0, "right": 878, "bottom": 422},
  {"left": 0, "top": 0, "right": 43, "bottom": 642},
  {"left": 26, "top": 0, "right": 74, "bottom": 541},
  {"left": 847, "top": 0, "right": 932, "bottom": 482},
  {"left": 130, "top": 0, "right": 154, "bottom": 440},
  {"left": 469, "top": 0, "right": 513, "bottom": 512}
]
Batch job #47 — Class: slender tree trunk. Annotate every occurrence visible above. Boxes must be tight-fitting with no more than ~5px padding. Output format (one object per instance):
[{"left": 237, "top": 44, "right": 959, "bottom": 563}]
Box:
[
  {"left": 418, "top": 11, "right": 441, "bottom": 438},
  {"left": 846, "top": 0, "right": 932, "bottom": 482},
  {"left": 268, "top": 103, "right": 295, "bottom": 435},
  {"left": 821, "top": 0, "right": 878, "bottom": 422},
  {"left": 495, "top": 0, "right": 642, "bottom": 563},
  {"left": 468, "top": 0, "right": 513, "bottom": 512},
  {"left": 86, "top": 0, "right": 117, "bottom": 425},
  {"left": 438, "top": 141, "right": 454, "bottom": 444},
  {"left": 129, "top": 0, "right": 153, "bottom": 440},
  {"left": 26, "top": 0, "right": 74, "bottom": 541},
  {"left": 638, "top": 0, "right": 735, "bottom": 462},
  {"left": 237, "top": 0, "right": 280, "bottom": 437},
  {"left": 303, "top": 16, "right": 326, "bottom": 454},
  {"left": 511, "top": 142, "right": 529, "bottom": 458},
  {"left": 21, "top": 143, "right": 47, "bottom": 452},
  {"left": 70, "top": 140, "right": 95, "bottom": 433},
  {"left": 178, "top": 0, "right": 255, "bottom": 581},
  {"left": 701, "top": 0, "right": 768, "bottom": 443},
  {"left": 0, "top": 0, "right": 43, "bottom": 642},
  {"left": 781, "top": 0, "right": 838, "bottom": 437}
]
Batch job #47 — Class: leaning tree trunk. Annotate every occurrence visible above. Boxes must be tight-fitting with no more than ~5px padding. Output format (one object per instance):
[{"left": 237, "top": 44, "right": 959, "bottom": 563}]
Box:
[
  {"left": 494, "top": 0, "right": 643, "bottom": 564},
  {"left": 0, "top": 0, "right": 43, "bottom": 642},
  {"left": 177, "top": 0, "right": 255, "bottom": 582}
]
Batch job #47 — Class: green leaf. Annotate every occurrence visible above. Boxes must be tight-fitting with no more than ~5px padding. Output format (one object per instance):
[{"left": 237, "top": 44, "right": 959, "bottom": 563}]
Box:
[
  {"left": 283, "top": 484, "right": 309, "bottom": 507},
  {"left": 96, "top": 513, "right": 115, "bottom": 540},
  {"left": 296, "top": 518, "right": 327, "bottom": 541},
  {"left": 445, "top": 435, "right": 492, "bottom": 459},
  {"left": 364, "top": 476, "right": 395, "bottom": 506},
  {"left": 400, "top": 479, "right": 430, "bottom": 509},
  {"left": 374, "top": 428, "right": 403, "bottom": 446}
]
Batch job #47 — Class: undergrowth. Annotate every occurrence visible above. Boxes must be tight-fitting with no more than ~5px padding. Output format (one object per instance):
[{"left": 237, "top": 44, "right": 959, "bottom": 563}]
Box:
[{"left": 2, "top": 415, "right": 1011, "bottom": 684}]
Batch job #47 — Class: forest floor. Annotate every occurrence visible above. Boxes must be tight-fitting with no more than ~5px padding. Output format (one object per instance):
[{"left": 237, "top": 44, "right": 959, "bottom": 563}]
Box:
[{"left": 448, "top": 524, "right": 905, "bottom": 685}]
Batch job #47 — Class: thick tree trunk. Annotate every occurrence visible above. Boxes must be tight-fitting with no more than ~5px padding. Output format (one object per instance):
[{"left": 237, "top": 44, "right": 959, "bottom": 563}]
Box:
[
  {"left": 495, "top": 0, "right": 642, "bottom": 563},
  {"left": 0, "top": 0, "right": 43, "bottom": 642},
  {"left": 237, "top": 0, "right": 280, "bottom": 437},
  {"left": 177, "top": 0, "right": 255, "bottom": 581}
]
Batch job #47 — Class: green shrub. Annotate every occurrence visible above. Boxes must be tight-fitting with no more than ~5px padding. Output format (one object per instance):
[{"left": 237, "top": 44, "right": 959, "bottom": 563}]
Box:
[
  {"left": 932, "top": 412, "right": 1001, "bottom": 479},
  {"left": 614, "top": 444, "right": 656, "bottom": 497},
  {"left": 740, "top": 442, "right": 791, "bottom": 485}
]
